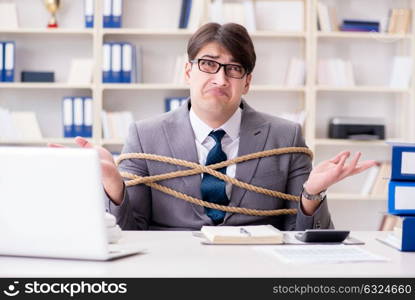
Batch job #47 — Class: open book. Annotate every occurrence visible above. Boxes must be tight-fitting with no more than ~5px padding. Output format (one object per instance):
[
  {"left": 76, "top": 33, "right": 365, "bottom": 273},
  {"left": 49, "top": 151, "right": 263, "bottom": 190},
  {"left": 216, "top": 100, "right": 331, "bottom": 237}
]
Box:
[{"left": 201, "top": 225, "right": 283, "bottom": 244}]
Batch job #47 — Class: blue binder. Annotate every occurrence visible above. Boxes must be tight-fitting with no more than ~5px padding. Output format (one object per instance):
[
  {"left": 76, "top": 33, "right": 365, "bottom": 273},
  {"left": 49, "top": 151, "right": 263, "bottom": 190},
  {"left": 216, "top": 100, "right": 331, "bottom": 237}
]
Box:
[
  {"left": 392, "top": 216, "right": 415, "bottom": 251},
  {"left": 391, "top": 145, "right": 415, "bottom": 181},
  {"left": 400, "top": 217, "right": 415, "bottom": 251},
  {"left": 0, "top": 42, "right": 4, "bottom": 82},
  {"left": 103, "top": 0, "right": 112, "bottom": 28},
  {"left": 121, "top": 43, "right": 132, "bottom": 83},
  {"left": 388, "top": 180, "right": 415, "bottom": 215},
  {"left": 62, "top": 97, "right": 74, "bottom": 138},
  {"left": 84, "top": 0, "right": 94, "bottom": 28},
  {"left": 111, "top": 43, "right": 122, "bottom": 83},
  {"left": 83, "top": 97, "right": 93, "bottom": 138},
  {"left": 73, "top": 97, "right": 84, "bottom": 137},
  {"left": 102, "top": 43, "right": 112, "bottom": 83},
  {"left": 111, "top": 0, "right": 122, "bottom": 28},
  {"left": 3, "top": 41, "right": 15, "bottom": 82}
]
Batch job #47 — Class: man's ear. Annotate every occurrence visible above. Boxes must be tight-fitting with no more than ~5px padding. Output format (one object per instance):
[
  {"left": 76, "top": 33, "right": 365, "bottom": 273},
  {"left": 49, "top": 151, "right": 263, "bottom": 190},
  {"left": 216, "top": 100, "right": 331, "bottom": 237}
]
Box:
[
  {"left": 184, "top": 62, "right": 192, "bottom": 83},
  {"left": 242, "top": 73, "right": 252, "bottom": 95}
]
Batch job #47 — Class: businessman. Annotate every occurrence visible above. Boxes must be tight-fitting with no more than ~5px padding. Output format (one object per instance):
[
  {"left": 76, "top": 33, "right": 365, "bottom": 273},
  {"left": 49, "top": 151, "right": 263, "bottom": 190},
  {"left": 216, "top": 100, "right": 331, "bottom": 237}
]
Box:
[{"left": 63, "top": 23, "right": 376, "bottom": 230}]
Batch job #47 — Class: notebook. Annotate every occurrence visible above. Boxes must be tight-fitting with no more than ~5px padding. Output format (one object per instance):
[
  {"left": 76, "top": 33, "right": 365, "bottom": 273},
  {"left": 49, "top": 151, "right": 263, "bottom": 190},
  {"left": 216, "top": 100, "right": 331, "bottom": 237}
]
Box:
[{"left": 201, "top": 225, "right": 283, "bottom": 244}]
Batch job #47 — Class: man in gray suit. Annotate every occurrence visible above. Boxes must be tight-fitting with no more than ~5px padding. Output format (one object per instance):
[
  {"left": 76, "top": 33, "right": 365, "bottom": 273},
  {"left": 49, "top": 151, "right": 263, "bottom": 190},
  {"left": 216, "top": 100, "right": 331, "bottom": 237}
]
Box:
[{"left": 69, "top": 23, "right": 375, "bottom": 231}]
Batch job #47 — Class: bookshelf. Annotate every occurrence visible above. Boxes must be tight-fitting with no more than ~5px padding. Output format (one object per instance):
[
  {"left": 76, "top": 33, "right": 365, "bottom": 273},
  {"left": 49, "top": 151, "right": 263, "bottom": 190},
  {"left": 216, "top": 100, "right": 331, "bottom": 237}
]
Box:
[{"left": 1, "top": 0, "right": 414, "bottom": 213}]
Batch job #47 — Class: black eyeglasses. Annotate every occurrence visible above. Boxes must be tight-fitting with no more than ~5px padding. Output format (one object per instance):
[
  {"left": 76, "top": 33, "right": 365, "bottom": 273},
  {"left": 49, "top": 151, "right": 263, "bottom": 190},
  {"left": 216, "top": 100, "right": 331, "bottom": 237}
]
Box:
[{"left": 190, "top": 58, "right": 247, "bottom": 79}]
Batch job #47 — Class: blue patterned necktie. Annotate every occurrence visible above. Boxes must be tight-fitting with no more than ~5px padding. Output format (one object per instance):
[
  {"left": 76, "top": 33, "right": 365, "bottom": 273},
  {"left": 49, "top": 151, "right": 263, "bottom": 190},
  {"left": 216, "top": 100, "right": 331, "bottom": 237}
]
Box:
[{"left": 201, "top": 129, "right": 230, "bottom": 224}]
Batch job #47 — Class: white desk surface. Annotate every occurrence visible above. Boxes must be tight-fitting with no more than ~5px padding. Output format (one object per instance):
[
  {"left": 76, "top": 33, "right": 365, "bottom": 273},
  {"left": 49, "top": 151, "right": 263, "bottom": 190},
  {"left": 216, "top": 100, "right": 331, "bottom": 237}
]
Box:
[{"left": 0, "top": 231, "right": 414, "bottom": 278}]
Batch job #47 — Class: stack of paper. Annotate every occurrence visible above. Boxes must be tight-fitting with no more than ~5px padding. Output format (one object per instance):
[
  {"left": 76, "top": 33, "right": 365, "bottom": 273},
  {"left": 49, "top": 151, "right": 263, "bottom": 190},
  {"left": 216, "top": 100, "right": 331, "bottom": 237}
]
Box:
[{"left": 257, "top": 245, "right": 388, "bottom": 264}]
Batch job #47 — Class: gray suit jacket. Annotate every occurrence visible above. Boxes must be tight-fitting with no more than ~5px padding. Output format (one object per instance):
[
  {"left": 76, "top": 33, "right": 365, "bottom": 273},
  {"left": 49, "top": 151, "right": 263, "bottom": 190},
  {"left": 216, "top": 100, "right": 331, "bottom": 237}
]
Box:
[{"left": 108, "top": 100, "right": 334, "bottom": 230}]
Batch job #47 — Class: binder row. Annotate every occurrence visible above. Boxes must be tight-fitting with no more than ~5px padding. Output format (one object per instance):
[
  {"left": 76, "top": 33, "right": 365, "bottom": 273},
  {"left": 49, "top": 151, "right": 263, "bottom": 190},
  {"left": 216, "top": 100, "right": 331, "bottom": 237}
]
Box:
[
  {"left": 0, "top": 41, "right": 15, "bottom": 82},
  {"left": 165, "top": 97, "right": 188, "bottom": 112},
  {"left": 62, "top": 97, "right": 93, "bottom": 138},
  {"left": 389, "top": 145, "right": 415, "bottom": 215},
  {"left": 84, "top": 0, "right": 123, "bottom": 28},
  {"left": 102, "top": 42, "right": 140, "bottom": 83}
]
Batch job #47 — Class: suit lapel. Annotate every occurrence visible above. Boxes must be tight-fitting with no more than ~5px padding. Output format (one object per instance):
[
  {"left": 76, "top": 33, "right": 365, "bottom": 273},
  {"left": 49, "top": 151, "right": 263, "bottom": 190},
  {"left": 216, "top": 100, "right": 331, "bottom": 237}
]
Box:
[
  {"left": 161, "top": 100, "right": 207, "bottom": 219},
  {"left": 225, "top": 101, "right": 270, "bottom": 221}
]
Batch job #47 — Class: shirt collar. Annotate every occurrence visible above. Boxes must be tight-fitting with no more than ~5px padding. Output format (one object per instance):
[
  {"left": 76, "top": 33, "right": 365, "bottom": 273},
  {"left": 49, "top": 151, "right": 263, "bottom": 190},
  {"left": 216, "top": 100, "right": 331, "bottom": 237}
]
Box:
[{"left": 189, "top": 107, "right": 242, "bottom": 144}]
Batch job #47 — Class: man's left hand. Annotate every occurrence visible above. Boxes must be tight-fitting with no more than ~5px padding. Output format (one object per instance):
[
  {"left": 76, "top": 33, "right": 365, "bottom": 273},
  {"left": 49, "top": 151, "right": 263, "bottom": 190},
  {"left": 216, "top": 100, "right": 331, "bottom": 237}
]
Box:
[{"left": 304, "top": 150, "right": 377, "bottom": 195}]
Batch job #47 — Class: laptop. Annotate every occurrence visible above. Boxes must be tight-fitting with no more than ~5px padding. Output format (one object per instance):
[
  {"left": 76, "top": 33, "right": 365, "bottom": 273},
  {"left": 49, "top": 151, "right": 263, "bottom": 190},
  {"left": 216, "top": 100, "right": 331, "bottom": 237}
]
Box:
[{"left": 0, "top": 146, "right": 143, "bottom": 261}]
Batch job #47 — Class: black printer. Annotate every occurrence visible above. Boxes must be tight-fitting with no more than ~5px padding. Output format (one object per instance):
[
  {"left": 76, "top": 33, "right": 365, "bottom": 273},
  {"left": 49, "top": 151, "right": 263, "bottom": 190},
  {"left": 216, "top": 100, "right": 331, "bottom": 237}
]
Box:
[{"left": 328, "top": 117, "right": 385, "bottom": 140}]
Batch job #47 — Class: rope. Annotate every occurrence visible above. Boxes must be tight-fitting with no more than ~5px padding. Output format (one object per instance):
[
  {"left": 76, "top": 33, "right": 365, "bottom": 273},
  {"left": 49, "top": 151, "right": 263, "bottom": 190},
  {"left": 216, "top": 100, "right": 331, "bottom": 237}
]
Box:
[{"left": 116, "top": 147, "right": 313, "bottom": 216}]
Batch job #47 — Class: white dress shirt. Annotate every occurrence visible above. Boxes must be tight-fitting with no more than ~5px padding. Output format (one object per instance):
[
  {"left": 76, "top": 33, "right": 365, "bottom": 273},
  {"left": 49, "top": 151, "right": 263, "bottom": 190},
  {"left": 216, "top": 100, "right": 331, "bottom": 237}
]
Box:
[{"left": 189, "top": 107, "right": 242, "bottom": 199}]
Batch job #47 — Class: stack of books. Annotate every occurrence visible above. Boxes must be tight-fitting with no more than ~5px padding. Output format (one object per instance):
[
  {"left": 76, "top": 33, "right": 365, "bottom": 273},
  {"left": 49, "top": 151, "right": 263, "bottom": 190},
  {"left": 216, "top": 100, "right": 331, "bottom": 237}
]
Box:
[
  {"left": 101, "top": 110, "right": 133, "bottom": 141},
  {"left": 84, "top": 0, "right": 123, "bottom": 28},
  {"left": 0, "top": 41, "right": 15, "bottom": 82},
  {"left": 172, "top": 54, "right": 188, "bottom": 85},
  {"left": 255, "top": 0, "right": 304, "bottom": 32},
  {"left": 317, "top": 58, "right": 355, "bottom": 87},
  {"left": 387, "top": 8, "right": 412, "bottom": 34},
  {"left": 317, "top": 1, "right": 338, "bottom": 32},
  {"left": 178, "top": 0, "right": 208, "bottom": 30},
  {"left": 377, "top": 143, "right": 415, "bottom": 251},
  {"left": 340, "top": 19, "right": 380, "bottom": 32},
  {"left": 62, "top": 97, "right": 93, "bottom": 138},
  {"left": 284, "top": 58, "right": 305, "bottom": 87},
  {"left": 0, "top": 107, "right": 42, "bottom": 140}
]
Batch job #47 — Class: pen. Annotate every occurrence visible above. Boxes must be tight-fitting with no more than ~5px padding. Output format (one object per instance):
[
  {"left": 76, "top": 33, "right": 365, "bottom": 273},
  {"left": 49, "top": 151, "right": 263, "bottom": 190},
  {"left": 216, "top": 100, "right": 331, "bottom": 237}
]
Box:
[{"left": 240, "top": 227, "right": 251, "bottom": 236}]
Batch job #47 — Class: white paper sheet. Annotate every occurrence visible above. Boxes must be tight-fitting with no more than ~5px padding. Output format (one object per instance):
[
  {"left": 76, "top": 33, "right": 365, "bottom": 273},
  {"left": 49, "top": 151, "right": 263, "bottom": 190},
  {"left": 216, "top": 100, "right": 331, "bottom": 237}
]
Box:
[{"left": 256, "top": 245, "right": 388, "bottom": 264}]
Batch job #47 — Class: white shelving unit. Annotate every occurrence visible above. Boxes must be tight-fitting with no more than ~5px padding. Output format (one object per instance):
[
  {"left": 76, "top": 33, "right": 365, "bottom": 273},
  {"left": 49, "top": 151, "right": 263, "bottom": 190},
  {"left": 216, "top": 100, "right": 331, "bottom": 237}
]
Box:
[{"left": 1, "top": 0, "right": 414, "bottom": 216}]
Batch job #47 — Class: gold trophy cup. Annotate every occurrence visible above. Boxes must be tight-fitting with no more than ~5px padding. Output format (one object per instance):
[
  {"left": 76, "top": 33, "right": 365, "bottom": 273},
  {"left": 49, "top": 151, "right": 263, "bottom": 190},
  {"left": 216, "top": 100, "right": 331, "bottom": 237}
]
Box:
[{"left": 44, "top": 0, "right": 60, "bottom": 28}]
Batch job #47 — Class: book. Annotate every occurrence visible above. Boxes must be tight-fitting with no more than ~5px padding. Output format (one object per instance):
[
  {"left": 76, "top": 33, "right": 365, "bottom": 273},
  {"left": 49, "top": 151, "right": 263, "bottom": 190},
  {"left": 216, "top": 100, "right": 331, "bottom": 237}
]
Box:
[
  {"left": 0, "top": 3, "right": 19, "bottom": 29},
  {"left": 317, "top": 2, "right": 331, "bottom": 32},
  {"left": 255, "top": 0, "right": 304, "bottom": 32},
  {"left": 67, "top": 59, "right": 93, "bottom": 84},
  {"left": 317, "top": 58, "right": 355, "bottom": 86},
  {"left": 389, "top": 56, "right": 412, "bottom": 88},
  {"left": 360, "top": 163, "right": 380, "bottom": 195},
  {"left": 388, "top": 8, "right": 411, "bottom": 34},
  {"left": 201, "top": 225, "right": 283, "bottom": 244},
  {"left": 10, "top": 111, "right": 42, "bottom": 140},
  {"left": 371, "top": 162, "right": 391, "bottom": 196},
  {"left": 284, "top": 57, "right": 305, "bottom": 86}
]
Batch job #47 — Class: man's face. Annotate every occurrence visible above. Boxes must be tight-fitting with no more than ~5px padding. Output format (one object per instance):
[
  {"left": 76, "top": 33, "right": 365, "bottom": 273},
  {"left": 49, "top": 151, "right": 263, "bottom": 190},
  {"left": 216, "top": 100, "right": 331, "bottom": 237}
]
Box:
[{"left": 185, "top": 42, "right": 252, "bottom": 119}]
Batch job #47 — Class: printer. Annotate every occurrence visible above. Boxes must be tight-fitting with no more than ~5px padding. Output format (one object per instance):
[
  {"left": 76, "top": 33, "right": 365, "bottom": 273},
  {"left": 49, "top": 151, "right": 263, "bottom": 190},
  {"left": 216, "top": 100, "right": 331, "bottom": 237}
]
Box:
[{"left": 328, "top": 117, "right": 385, "bottom": 140}]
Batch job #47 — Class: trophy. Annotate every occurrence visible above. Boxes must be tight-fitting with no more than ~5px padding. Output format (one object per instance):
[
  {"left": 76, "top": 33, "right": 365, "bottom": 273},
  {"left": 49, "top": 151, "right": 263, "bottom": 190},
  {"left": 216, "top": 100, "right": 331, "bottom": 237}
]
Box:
[{"left": 44, "top": 0, "right": 60, "bottom": 28}]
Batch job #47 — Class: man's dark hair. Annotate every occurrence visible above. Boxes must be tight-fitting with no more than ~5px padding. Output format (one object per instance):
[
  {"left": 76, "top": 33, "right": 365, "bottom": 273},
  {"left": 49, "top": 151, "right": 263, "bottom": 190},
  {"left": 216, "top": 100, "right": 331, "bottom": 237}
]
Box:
[{"left": 187, "top": 22, "right": 256, "bottom": 74}]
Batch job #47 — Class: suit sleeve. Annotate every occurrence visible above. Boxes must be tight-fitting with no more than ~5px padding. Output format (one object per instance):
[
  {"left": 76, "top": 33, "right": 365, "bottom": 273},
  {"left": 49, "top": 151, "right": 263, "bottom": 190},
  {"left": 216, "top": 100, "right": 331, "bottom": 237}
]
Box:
[
  {"left": 283, "top": 123, "right": 334, "bottom": 230},
  {"left": 107, "top": 122, "right": 151, "bottom": 230}
]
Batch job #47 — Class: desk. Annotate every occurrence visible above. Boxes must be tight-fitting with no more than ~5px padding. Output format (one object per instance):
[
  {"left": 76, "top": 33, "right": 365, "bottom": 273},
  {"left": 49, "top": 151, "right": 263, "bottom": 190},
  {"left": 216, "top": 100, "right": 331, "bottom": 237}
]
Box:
[{"left": 0, "top": 231, "right": 414, "bottom": 277}]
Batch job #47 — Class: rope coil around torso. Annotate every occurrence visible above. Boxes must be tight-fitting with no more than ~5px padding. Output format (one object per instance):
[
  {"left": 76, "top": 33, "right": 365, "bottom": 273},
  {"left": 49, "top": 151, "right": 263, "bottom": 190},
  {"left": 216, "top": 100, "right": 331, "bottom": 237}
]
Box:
[{"left": 116, "top": 147, "right": 313, "bottom": 216}]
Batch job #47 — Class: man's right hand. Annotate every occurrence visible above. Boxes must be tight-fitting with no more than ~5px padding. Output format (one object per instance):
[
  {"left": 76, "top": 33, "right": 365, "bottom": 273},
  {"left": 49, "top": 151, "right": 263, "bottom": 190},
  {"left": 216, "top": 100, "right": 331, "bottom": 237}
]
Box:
[{"left": 49, "top": 137, "right": 125, "bottom": 205}]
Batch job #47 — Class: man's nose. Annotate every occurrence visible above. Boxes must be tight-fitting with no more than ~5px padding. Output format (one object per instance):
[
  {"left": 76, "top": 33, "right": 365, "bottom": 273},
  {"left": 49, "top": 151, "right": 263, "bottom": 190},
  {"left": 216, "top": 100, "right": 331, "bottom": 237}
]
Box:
[{"left": 212, "top": 66, "right": 229, "bottom": 86}]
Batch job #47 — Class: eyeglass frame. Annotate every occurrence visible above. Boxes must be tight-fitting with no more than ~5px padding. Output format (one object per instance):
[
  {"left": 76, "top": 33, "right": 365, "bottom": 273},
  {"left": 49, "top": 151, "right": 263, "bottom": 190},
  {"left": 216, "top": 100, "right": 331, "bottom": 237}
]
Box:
[{"left": 189, "top": 58, "right": 248, "bottom": 79}]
